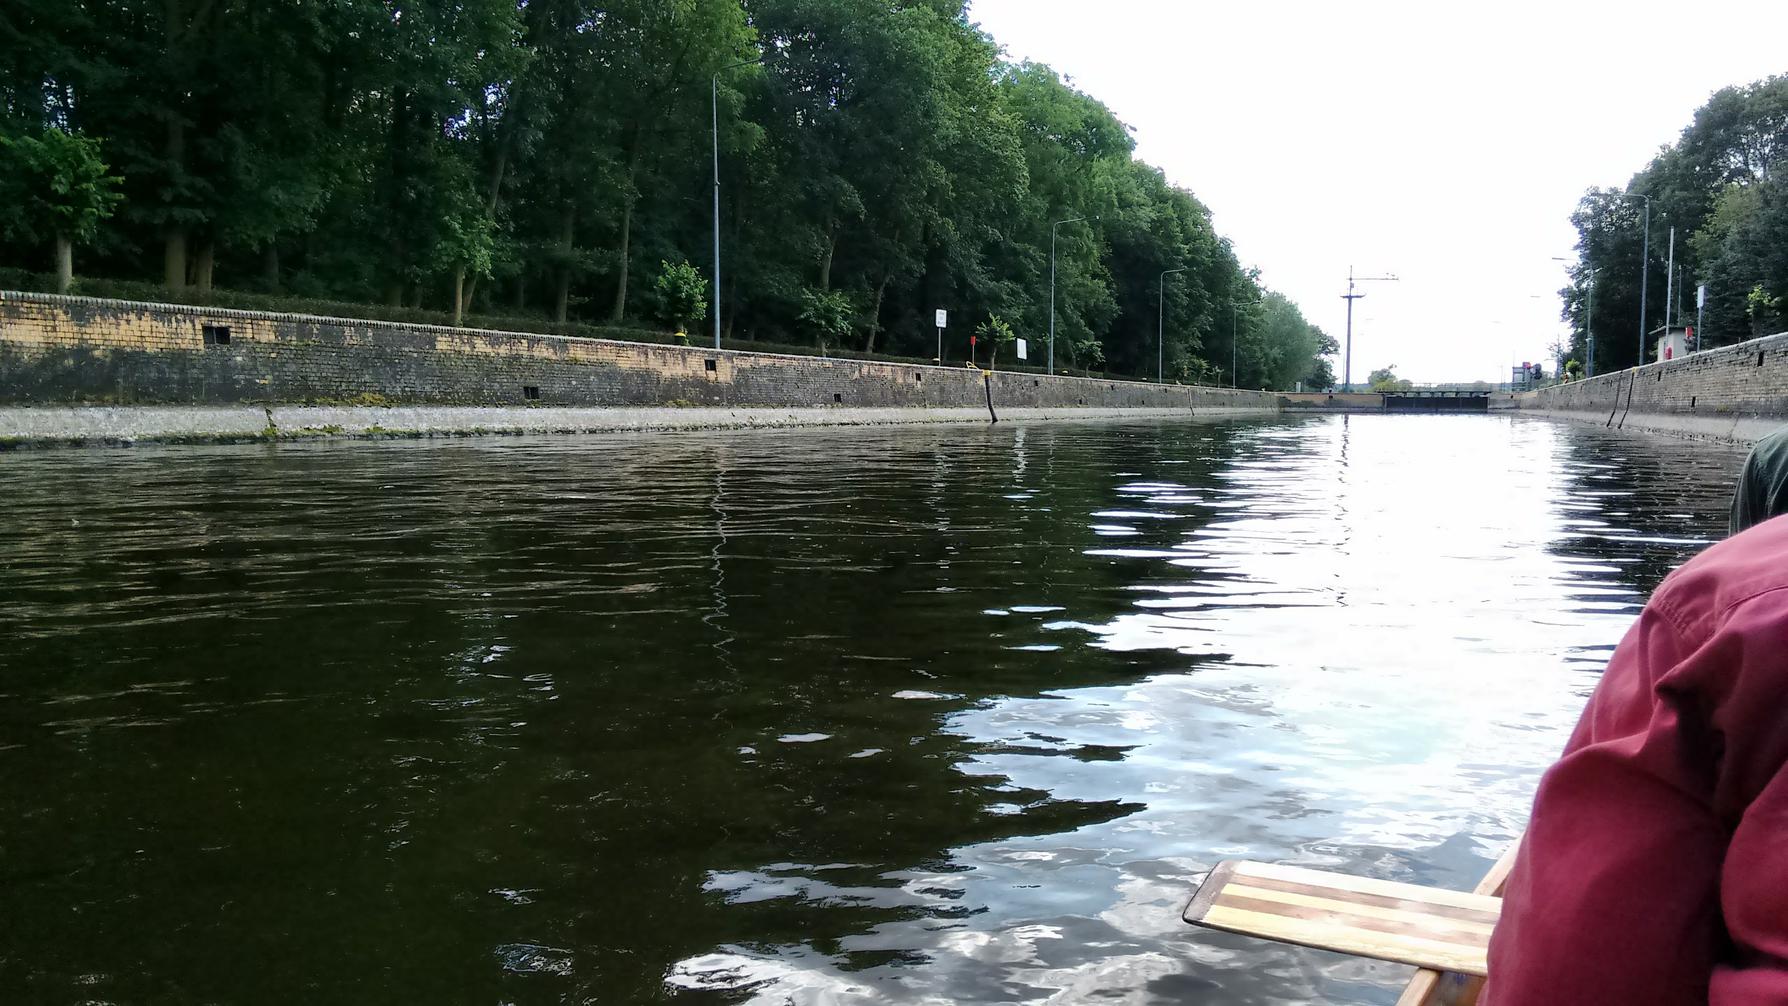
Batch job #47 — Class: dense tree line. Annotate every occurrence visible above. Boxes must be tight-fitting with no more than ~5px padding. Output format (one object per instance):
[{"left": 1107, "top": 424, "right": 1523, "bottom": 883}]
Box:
[
  {"left": 0, "top": 0, "right": 1332, "bottom": 388},
  {"left": 1564, "top": 74, "right": 1788, "bottom": 373}
]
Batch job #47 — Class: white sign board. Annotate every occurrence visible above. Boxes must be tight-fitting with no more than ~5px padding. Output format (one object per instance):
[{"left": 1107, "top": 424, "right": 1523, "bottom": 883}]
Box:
[
  {"left": 1697, "top": 284, "right": 1707, "bottom": 309},
  {"left": 1016, "top": 338, "right": 1028, "bottom": 361},
  {"left": 935, "top": 309, "right": 948, "bottom": 328}
]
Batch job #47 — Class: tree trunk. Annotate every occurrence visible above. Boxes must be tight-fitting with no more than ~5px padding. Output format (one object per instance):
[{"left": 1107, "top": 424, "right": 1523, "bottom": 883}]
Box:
[
  {"left": 193, "top": 239, "right": 215, "bottom": 293},
  {"left": 818, "top": 227, "right": 837, "bottom": 292},
  {"left": 553, "top": 205, "right": 576, "bottom": 324},
  {"left": 458, "top": 108, "right": 509, "bottom": 323},
  {"left": 262, "top": 244, "right": 280, "bottom": 292},
  {"left": 453, "top": 265, "right": 466, "bottom": 326},
  {"left": 162, "top": 0, "right": 188, "bottom": 291},
  {"left": 864, "top": 271, "right": 892, "bottom": 353},
  {"left": 610, "top": 197, "right": 634, "bottom": 323},
  {"left": 164, "top": 231, "right": 188, "bottom": 290},
  {"left": 610, "top": 130, "right": 642, "bottom": 323},
  {"left": 865, "top": 268, "right": 894, "bottom": 353},
  {"left": 54, "top": 234, "right": 73, "bottom": 294}
]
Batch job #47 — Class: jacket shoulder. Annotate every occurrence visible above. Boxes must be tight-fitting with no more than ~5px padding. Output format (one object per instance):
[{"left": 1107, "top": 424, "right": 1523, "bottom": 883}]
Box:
[{"left": 1653, "top": 515, "right": 1788, "bottom": 640}]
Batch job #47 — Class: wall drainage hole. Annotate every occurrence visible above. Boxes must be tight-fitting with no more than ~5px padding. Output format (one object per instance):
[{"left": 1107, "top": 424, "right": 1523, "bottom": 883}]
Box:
[
  {"left": 202, "top": 323, "right": 231, "bottom": 346},
  {"left": 833, "top": 393, "right": 843, "bottom": 403},
  {"left": 523, "top": 386, "right": 540, "bottom": 400},
  {"left": 704, "top": 358, "right": 718, "bottom": 372},
  {"left": 914, "top": 372, "right": 921, "bottom": 382},
  {"left": 1691, "top": 396, "right": 1697, "bottom": 408},
  {"left": 1760, "top": 351, "right": 1768, "bottom": 367}
]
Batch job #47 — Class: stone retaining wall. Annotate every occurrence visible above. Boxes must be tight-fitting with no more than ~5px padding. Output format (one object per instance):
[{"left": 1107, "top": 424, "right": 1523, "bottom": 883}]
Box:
[
  {"left": 1516, "top": 328, "right": 1788, "bottom": 444},
  {"left": 0, "top": 292, "right": 1277, "bottom": 415}
]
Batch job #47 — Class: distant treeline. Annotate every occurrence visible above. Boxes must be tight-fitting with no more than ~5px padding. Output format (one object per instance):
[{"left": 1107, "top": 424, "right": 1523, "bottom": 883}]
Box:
[
  {"left": 0, "top": 0, "right": 1335, "bottom": 389},
  {"left": 1566, "top": 73, "right": 1788, "bottom": 371}
]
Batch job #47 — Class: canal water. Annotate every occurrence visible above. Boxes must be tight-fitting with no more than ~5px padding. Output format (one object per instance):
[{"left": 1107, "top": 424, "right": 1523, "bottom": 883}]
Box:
[{"left": 0, "top": 415, "right": 1746, "bottom": 1004}]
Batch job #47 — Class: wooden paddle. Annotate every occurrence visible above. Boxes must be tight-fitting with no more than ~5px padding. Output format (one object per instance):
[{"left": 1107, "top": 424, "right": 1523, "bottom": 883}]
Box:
[
  {"left": 1183, "top": 857, "right": 1504, "bottom": 976},
  {"left": 1395, "top": 840, "right": 1520, "bottom": 1006}
]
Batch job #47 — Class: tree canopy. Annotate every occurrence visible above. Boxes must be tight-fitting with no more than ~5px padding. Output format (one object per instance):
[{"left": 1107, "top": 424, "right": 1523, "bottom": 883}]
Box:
[
  {"left": 0, "top": 0, "right": 1332, "bottom": 388},
  {"left": 1563, "top": 73, "right": 1788, "bottom": 372}
]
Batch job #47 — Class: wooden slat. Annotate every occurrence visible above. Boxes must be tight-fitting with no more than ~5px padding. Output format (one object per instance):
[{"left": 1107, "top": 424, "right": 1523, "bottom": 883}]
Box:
[
  {"left": 1184, "top": 859, "right": 1502, "bottom": 976},
  {"left": 1395, "top": 839, "right": 1521, "bottom": 1006}
]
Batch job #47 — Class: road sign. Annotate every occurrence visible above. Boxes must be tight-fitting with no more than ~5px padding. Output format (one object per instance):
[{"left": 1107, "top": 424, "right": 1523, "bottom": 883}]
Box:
[
  {"left": 936, "top": 309, "right": 948, "bottom": 328},
  {"left": 1697, "top": 284, "right": 1707, "bottom": 309},
  {"left": 1016, "top": 338, "right": 1028, "bottom": 361}
]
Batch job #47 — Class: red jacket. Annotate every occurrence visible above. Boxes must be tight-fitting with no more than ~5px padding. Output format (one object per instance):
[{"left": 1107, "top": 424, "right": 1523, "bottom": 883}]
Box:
[{"left": 1485, "top": 515, "right": 1788, "bottom": 1003}]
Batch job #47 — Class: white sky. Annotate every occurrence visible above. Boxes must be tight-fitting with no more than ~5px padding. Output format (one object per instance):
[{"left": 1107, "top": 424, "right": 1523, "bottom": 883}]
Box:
[{"left": 968, "top": 0, "right": 1788, "bottom": 384}]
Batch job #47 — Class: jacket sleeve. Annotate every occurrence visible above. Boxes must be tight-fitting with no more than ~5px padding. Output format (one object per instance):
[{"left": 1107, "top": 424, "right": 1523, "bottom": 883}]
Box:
[
  {"left": 1484, "top": 602, "right": 1723, "bottom": 1004},
  {"left": 1485, "top": 591, "right": 1788, "bottom": 1004}
]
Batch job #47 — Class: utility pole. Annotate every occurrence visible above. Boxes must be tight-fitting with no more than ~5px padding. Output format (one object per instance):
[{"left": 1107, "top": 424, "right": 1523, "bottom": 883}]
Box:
[
  {"left": 711, "top": 55, "right": 764, "bottom": 349},
  {"left": 1157, "top": 267, "right": 1185, "bottom": 383},
  {"left": 1587, "top": 272, "right": 1596, "bottom": 377},
  {"left": 1341, "top": 266, "right": 1398, "bottom": 390},
  {"left": 1638, "top": 197, "right": 1651, "bottom": 369},
  {"left": 1663, "top": 226, "right": 1676, "bottom": 335},
  {"left": 1049, "top": 216, "right": 1089, "bottom": 376}
]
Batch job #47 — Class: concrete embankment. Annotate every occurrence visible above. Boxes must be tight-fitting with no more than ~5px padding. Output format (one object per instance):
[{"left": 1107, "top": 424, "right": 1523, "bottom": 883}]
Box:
[
  {"left": 0, "top": 291, "right": 1276, "bottom": 445},
  {"left": 1516, "top": 328, "right": 1788, "bottom": 445},
  {"left": 0, "top": 404, "right": 1264, "bottom": 447}
]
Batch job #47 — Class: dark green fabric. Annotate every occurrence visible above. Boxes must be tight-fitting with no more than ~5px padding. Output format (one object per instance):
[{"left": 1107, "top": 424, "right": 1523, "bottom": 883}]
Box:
[{"left": 1730, "top": 427, "right": 1788, "bottom": 535}]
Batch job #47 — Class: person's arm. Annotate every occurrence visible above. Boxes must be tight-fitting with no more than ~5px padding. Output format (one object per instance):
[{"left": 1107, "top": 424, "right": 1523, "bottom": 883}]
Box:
[
  {"left": 1484, "top": 603, "right": 1724, "bottom": 1004},
  {"left": 1487, "top": 588, "right": 1788, "bottom": 1003},
  {"left": 1731, "top": 446, "right": 1764, "bottom": 535}
]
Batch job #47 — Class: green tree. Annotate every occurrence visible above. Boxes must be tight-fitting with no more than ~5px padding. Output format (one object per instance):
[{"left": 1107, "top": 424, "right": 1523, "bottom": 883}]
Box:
[
  {"left": 975, "top": 313, "right": 1016, "bottom": 368},
  {"left": 0, "top": 0, "right": 1326, "bottom": 380},
  {"left": 651, "top": 259, "right": 709, "bottom": 335},
  {"left": 435, "top": 185, "right": 497, "bottom": 326},
  {"left": 796, "top": 287, "right": 854, "bottom": 352},
  {"left": 0, "top": 127, "right": 123, "bottom": 291},
  {"left": 1564, "top": 74, "right": 1788, "bottom": 359},
  {"left": 1368, "top": 366, "right": 1413, "bottom": 393},
  {"left": 1305, "top": 332, "right": 1339, "bottom": 391}
]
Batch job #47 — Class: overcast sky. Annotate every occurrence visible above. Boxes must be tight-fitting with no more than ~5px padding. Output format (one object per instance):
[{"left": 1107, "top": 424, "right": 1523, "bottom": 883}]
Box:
[{"left": 967, "top": 0, "right": 1788, "bottom": 384}]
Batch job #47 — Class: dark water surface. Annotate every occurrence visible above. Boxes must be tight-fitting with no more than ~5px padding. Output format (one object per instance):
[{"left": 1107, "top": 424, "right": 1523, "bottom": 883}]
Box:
[{"left": 0, "top": 415, "right": 1746, "bottom": 1004}]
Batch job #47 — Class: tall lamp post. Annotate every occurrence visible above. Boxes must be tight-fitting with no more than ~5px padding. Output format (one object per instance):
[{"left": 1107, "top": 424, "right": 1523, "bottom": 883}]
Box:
[
  {"left": 1049, "top": 216, "right": 1090, "bottom": 376},
  {"left": 1553, "top": 255, "right": 1597, "bottom": 377},
  {"left": 1231, "top": 301, "right": 1240, "bottom": 388},
  {"left": 712, "top": 54, "right": 764, "bottom": 350},
  {"left": 1156, "top": 267, "right": 1186, "bottom": 384},
  {"left": 1341, "top": 266, "right": 1398, "bottom": 390},
  {"left": 1597, "top": 190, "right": 1651, "bottom": 369}
]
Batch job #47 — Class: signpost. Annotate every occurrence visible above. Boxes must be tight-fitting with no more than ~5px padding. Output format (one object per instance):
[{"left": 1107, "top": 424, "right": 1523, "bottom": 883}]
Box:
[
  {"left": 1016, "top": 338, "right": 1028, "bottom": 361},
  {"left": 1696, "top": 285, "right": 1707, "bottom": 351},
  {"left": 935, "top": 309, "right": 947, "bottom": 363}
]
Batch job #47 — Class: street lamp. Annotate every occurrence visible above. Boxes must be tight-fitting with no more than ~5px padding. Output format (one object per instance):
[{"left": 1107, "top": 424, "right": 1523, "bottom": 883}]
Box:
[
  {"left": 1231, "top": 300, "right": 1241, "bottom": 389},
  {"left": 1049, "top": 216, "right": 1092, "bottom": 376},
  {"left": 712, "top": 54, "right": 764, "bottom": 350},
  {"left": 1552, "top": 255, "right": 1597, "bottom": 378},
  {"left": 1157, "top": 267, "right": 1186, "bottom": 384},
  {"left": 1596, "top": 190, "right": 1651, "bottom": 369}
]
